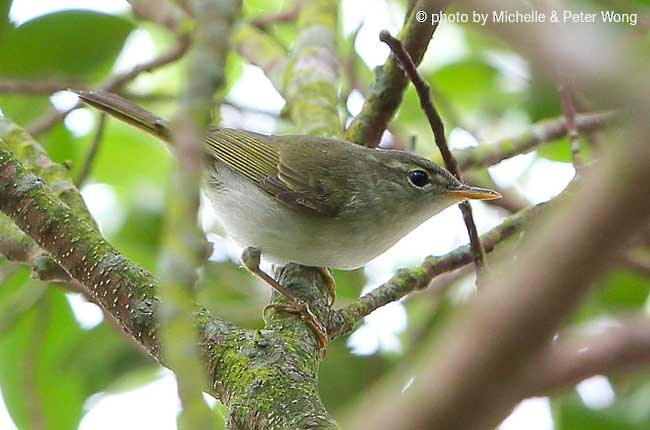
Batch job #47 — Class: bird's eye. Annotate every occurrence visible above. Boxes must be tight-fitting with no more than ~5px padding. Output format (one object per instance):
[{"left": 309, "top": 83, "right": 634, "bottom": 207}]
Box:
[{"left": 407, "top": 170, "right": 429, "bottom": 188}]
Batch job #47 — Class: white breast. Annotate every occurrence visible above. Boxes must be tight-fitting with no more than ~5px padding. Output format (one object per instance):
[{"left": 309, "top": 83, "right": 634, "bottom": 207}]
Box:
[{"left": 203, "top": 165, "right": 412, "bottom": 269}]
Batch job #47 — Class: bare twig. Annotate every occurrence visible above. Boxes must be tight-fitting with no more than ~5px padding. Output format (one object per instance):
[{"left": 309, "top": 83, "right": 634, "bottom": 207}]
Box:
[
  {"left": 558, "top": 80, "right": 584, "bottom": 170},
  {"left": 75, "top": 114, "right": 108, "bottom": 187},
  {"left": 233, "top": 25, "right": 288, "bottom": 92},
  {"left": 379, "top": 30, "right": 488, "bottom": 273}
]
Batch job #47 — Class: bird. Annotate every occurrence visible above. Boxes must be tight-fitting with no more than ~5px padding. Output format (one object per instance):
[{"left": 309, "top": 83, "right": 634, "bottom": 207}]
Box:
[{"left": 74, "top": 90, "right": 500, "bottom": 348}]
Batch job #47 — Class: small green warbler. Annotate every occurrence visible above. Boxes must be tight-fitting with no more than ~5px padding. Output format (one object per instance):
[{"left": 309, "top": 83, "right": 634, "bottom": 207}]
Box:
[{"left": 75, "top": 90, "right": 500, "bottom": 347}]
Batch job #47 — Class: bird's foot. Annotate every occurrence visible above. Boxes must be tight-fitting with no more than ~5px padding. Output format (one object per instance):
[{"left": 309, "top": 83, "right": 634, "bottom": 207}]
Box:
[
  {"left": 241, "top": 247, "right": 329, "bottom": 351},
  {"left": 317, "top": 267, "right": 336, "bottom": 306}
]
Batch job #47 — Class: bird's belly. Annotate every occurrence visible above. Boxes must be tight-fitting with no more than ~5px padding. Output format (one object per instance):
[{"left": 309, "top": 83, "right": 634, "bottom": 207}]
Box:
[{"left": 204, "top": 171, "right": 401, "bottom": 269}]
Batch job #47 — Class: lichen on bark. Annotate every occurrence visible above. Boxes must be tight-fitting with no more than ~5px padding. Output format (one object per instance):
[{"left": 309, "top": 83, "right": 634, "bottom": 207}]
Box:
[{"left": 0, "top": 122, "right": 339, "bottom": 428}]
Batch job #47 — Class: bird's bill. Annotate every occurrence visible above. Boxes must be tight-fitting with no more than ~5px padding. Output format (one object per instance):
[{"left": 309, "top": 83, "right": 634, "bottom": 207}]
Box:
[{"left": 446, "top": 184, "right": 502, "bottom": 201}]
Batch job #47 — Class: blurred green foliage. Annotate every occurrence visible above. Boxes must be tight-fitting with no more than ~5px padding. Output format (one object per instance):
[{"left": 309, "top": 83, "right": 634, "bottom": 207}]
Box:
[
  {"left": 0, "top": 0, "right": 648, "bottom": 429},
  {"left": 0, "top": 10, "right": 133, "bottom": 80}
]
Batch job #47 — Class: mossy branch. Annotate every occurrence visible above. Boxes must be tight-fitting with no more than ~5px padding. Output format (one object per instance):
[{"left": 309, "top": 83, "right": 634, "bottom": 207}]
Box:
[
  {"left": 330, "top": 204, "right": 541, "bottom": 338},
  {"left": 437, "top": 111, "right": 615, "bottom": 170},
  {"left": 0, "top": 138, "right": 338, "bottom": 429},
  {"left": 346, "top": 0, "right": 451, "bottom": 147},
  {"left": 233, "top": 24, "right": 288, "bottom": 92},
  {"left": 283, "top": 0, "right": 342, "bottom": 137},
  {"left": 0, "top": 119, "right": 98, "bottom": 281}
]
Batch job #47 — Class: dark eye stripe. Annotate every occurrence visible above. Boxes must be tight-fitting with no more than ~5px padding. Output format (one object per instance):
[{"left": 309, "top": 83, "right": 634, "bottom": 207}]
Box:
[{"left": 407, "top": 170, "right": 429, "bottom": 188}]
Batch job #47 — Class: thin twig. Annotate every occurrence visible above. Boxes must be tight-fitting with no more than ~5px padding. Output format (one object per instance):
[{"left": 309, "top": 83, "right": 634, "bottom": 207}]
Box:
[
  {"left": 27, "top": 37, "right": 190, "bottom": 137},
  {"left": 558, "top": 79, "right": 584, "bottom": 170},
  {"left": 75, "top": 114, "right": 108, "bottom": 187},
  {"left": 379, "top": 30, "right": 488, "bottom": 273}
]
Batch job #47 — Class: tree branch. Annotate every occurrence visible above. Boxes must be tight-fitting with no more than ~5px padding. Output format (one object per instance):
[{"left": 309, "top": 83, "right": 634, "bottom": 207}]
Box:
[
  {"left": 438, "top": 111, "right": 615, "bottom": 170},
  {"left": 283, "top": 0, "right": 341, "bottom": 137},
  {"left": 158, "top": 1, "right": 241, "bottom": 427},
  {"left": 0, "top": 143, "right": 165, "bottom": 353},
  {"left": 233, "top": 24, "right": 288, "bottom": 92},
  {"left": 0, "top": 138, "right": 337, "bottom": 430},
  {"left": 346, "top": 0, "right": 450, "bottom": 147},
  {"left": 331, "top": 204, "right": 541, "bottom": 338},
  {"left": 557, "top": 79, "right": 584, "bottom": 170},
  {"left": 75, "top": 114, "right": 107, "bottom": 187},
  {"left": 0, "top": 118, "right": 98, "bottom": 281},
  {"left": 526, "top": 316, "right": 650, "bottom": 396}
]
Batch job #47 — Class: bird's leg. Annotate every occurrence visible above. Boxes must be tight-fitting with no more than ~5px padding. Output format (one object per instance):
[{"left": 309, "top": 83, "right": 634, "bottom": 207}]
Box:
[
  {"left": 241, "top": 247, "right": 328, "bottom": 349},
  {"left": 318, "top": 267, "right": 336, "bottom": 306}
]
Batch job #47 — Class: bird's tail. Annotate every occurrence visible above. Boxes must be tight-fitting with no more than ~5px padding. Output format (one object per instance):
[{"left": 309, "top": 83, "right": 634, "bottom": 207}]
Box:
[{"left": 72, "top": 90, "right": 172, "bottom": 143}]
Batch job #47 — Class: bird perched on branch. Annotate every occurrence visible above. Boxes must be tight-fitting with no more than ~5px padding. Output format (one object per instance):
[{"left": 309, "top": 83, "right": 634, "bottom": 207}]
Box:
[{"left": 75, "top": 90, "right": 500, "bottom": 348}]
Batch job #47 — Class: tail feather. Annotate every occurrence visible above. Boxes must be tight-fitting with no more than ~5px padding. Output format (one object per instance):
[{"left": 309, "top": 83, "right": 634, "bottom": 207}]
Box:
[{"left": 72, "top": 90, "right": 172, "bottom": 143}]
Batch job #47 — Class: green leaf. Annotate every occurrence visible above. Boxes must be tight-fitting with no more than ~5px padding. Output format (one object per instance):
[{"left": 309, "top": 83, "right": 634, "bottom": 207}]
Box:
[
  {"left": 0, "top": 286, "right": 86, "bottom": 430},
  {"left": 111, "top": 205, "right": 164, "bottom": 272},
  {"left": 0, "top": 94, "right": 50, "bottom": 123},
  {"left": 0, "top": 275, "right": 151, "bottom": 429},
  {"left": 429, "top": 58, "right": 501, "bottom": 110},
  {"left": 524, "top": 72, "right": 561, "bottom": 122},
  {"left": 536, "top": 137, "right": 572, "bottom": 162},
  {"left": 0, "top": 10, "right": 134, "bottom": 81},
  {"left": 39, "top": 122, "right": 80, "bottom": 166},
  {"left": 555, "top": 393, "right": 650, "bottom": 430},
  {"left": 574, "top": 268, "right": 650, "bottom": 323},
  {"left": 597, "top": 270, "right": 650, "bottom": 308},
  {"left": 536, "top": 128, "right": 596, "bottom": 162},
  {"left": 68, "top": 322, "right": 153, "bottom": 395},
  {"left": 320, "top": 342, "right": 394, "bottom": 411},
  {"left": 0, "top": 0, "right": 13, "bottom": 42}
]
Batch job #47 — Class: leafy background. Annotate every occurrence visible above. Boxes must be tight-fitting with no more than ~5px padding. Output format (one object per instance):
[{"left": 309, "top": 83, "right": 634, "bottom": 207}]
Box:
[{"left": 0, "top": 0, "right": 648, "bottom": 429}]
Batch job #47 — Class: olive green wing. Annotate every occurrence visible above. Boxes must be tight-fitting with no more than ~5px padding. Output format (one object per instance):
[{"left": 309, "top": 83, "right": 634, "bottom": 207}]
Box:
[{"left": 205, "top": 129, "right": 339, "bottom": 216}]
